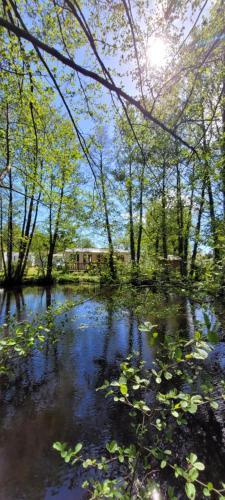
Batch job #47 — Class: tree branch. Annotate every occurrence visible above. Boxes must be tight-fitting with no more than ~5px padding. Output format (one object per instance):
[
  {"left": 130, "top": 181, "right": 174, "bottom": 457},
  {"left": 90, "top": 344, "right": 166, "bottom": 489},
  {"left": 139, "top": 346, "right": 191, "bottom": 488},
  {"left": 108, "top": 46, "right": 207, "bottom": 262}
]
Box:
[{"left": 0, "top": 16, "right": 196, "bottom": 152}]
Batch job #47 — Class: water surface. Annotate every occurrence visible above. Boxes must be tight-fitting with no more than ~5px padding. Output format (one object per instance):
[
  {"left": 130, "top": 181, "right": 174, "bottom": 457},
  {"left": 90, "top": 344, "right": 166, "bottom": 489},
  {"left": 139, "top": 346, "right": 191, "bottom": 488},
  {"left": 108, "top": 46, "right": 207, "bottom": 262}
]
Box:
[{"left": 0, "top": 285, "right": 224, "bottom": 499}]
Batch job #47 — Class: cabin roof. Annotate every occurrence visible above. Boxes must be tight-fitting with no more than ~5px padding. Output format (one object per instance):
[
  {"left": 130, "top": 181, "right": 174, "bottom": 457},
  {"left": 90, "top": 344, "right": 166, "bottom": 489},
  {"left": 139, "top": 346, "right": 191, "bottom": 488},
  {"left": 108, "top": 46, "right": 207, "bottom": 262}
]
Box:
[{"left": 65, "top": 248, "right": 129, "bottom": 254}]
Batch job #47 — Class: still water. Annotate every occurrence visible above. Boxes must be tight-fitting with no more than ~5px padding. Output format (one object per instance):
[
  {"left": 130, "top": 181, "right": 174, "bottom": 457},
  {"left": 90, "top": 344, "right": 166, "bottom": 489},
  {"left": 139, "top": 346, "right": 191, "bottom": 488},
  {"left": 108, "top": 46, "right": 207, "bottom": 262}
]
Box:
[{"left": 0, "top": 285, "right": 224, "bottom": 499}]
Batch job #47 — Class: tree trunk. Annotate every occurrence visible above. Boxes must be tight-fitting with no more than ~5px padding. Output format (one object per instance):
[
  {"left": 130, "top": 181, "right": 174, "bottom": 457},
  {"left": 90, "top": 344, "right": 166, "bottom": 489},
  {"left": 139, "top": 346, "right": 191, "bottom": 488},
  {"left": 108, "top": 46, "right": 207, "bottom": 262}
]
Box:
[
  {"left": 46, "top": 243, "right": 55, "bottom": 282},
  {"left": 136, "top": 162, "right": 145, "bottom": 264},
  {"left": 14, "top": 84, "right": 40, "bottom": 282},
  {"left": 221, "top": 66, "right": 225, "bottom": 220},
  {"left": 6, "top": 103, "right": 13, "bottom": 283},
  {"left": 190, "top": 179, "right": 206, "bottom": 278},
  {"left": 184, "top": 178, "right": 194, "bottom": 277},
  {"left": 46, "top": 176, "right": 64, "bottom": 282},
  {"left": 0, "top": 196, "right": 6, "bottom": 276},
  {"left": 99, "top": 155, "right": 116, "bottom": 281},
  {"left": 176, "top": 163, "right": 184, "bottom": 275},
  {"left": 202, "top": 109, "right": 220, "bottom": 263},
  {"left": 127, "top": 160, "right": 135, "bottom": 264},
  {"left": 161, "top": 160, "right": 168, "bottom": 259},
  {"left": 20, "top": 191, "right": 41, "bottom": 277},
  {"left": 206, "top": 173, "right": 220, "bottom": 262}
]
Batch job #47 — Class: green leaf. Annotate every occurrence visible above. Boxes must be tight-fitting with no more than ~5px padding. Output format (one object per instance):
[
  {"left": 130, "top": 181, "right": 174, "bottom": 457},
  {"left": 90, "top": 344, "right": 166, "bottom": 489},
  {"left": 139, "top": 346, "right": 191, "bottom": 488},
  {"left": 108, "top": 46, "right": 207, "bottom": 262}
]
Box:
[
  {"left": 106, "top": 441, "right": 118, "bottom": 453},
  {"left": 74, "top": 443, "right": 82, "bottom": 454},
  {"left": 53, "top": 441, "right": 63, "bottom": 451},
  {"left": 83, "top": 458, "right": 96, "bottom": 468},
  {"left": 188, "top": 468, "right": 199, "bottom": 481},
  {"left": 142, "top": 404, "right": 150, "bottom": 411},
  {"left": 185, "top": 482, "right": 196, "bottom": 499},
  {"left": 188, "top": 404, "right": 197, "bottom": 414},
  {"left": 194, "top": 462, "right": 205, "bottom": 471},
  {"left": 210, "top": 401, "right": 219, "bottom": 410},
  {"left": 193, "top": 348, "right": 208, "bottom": 360},
  {"left": 120, "top": 384, "right": 128, "bottom": 396},
  {"left": 175, "top": 347, "right": 182, "bottom": 360},
  {"left": 189, "top": 453, "right": 197, "bottom": 465}
]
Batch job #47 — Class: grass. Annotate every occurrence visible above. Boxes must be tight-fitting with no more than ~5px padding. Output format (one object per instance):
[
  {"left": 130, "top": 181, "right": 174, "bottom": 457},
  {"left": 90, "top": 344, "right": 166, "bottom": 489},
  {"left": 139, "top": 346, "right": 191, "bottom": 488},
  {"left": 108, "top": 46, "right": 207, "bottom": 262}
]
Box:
[
  {"left": 0, "top": 267, "right": 101, "bottom": 286},
  {"left": 55, "top": 271, "right": 101, "bottom": 284}
]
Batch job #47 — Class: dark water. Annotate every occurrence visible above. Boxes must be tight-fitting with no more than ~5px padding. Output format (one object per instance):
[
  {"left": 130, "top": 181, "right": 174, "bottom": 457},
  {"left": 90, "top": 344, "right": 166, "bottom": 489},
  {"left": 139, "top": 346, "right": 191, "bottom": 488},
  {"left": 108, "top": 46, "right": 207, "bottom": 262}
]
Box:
[{"left": 0, "top": 285, "right": 224, "bottom": 500}]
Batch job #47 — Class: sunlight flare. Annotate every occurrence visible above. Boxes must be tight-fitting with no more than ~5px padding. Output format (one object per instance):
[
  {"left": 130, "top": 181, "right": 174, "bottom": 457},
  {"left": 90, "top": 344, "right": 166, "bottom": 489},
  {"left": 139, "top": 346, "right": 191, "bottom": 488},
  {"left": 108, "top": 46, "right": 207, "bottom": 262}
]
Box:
[{"left": 147, "top": 37, "right": 168, "bottom": 67}]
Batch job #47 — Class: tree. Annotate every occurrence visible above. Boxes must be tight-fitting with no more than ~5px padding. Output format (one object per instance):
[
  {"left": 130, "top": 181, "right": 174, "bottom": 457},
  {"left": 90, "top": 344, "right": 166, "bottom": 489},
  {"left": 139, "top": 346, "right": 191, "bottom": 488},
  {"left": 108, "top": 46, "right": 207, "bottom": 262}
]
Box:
[{"left": 42, "top": 117, "right": 81, "bottom": 281}]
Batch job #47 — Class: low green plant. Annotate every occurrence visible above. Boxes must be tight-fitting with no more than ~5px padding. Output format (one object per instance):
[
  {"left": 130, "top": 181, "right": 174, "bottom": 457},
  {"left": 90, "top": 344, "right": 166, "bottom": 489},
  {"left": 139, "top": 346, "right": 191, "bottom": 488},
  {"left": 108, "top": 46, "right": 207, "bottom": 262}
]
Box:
[
  {"left": 0, "top": 296, "right": 87, "bottom": 376},
  {"left": 0, "top": 321, "right": 51, "bottom": 374}
]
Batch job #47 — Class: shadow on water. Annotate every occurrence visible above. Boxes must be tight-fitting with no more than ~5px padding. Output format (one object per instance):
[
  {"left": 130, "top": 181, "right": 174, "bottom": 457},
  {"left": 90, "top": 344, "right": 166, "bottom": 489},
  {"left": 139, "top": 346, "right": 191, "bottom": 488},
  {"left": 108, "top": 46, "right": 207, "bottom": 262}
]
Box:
[{"left": 0, "top": 285, "right": 224, "bottom": 499}]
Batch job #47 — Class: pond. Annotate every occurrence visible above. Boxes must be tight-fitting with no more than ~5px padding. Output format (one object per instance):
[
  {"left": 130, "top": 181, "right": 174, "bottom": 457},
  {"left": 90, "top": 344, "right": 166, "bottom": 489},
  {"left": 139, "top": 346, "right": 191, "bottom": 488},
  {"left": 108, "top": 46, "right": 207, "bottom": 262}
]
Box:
[{"left": 0, "top": 285, "right": 224, "bottom": 499}]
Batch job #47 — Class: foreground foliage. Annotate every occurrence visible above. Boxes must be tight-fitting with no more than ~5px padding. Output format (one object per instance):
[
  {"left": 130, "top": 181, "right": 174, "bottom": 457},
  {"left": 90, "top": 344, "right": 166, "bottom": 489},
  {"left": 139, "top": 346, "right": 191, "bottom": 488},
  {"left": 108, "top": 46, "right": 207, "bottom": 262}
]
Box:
[{"left": 54, "top": 317, "right": 225, "bottom": 499}]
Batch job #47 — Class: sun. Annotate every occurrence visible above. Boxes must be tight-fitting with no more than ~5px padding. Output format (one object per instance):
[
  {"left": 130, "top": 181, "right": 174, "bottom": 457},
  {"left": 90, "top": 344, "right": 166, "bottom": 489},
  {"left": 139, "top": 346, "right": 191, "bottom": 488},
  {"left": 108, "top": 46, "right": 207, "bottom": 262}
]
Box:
[{"left": 147, "top": 37, "right": 168, "bottom": 68}]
